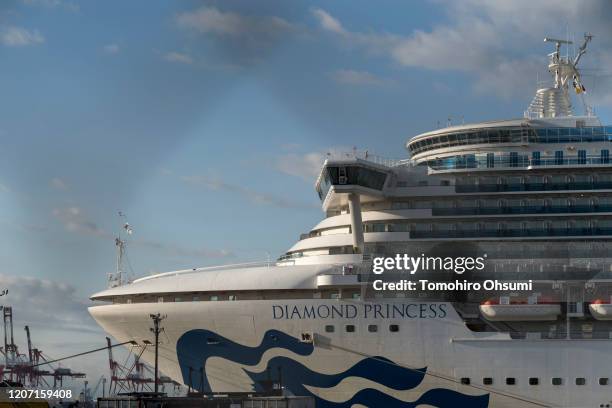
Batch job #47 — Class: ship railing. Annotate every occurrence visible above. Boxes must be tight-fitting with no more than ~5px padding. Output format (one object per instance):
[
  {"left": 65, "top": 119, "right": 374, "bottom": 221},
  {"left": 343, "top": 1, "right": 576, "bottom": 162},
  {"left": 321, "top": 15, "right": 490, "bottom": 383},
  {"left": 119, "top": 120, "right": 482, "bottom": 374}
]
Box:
[
  {"left": 133, "top": 261, "right": 273, "bottom": 283},
  {"left": 325, "top": 150, "right": 410, "bottom": 168}
]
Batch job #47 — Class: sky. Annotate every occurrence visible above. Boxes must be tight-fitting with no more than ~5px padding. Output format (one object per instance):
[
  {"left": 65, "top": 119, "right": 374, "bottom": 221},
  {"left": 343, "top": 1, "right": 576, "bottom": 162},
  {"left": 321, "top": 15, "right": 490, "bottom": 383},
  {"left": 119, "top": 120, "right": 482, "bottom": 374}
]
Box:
[{"left": 1, "top": 0, "right": 612, "bottom": 396}]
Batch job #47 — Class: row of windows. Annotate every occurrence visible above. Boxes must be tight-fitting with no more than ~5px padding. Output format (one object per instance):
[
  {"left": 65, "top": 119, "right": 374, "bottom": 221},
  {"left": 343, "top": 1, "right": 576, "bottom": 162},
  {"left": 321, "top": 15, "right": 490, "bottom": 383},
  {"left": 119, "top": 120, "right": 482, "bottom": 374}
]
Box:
[
  {"left": 122, "top": 291, "right": 364, "bottom": 304},
  {"left": 317, "top": 166, "right": 388, "bottom": 201},
  {"left": 426, "top": 150, "right": 611, "bottom": 171},
  {"left": 408, "top": 126, "right": 612, "bottom": 155},
  {"left": 364, "top": 219, "right": 612, "bottom": 232},
  {"left": 324, "top": 324, "right": 400, "bottom": 333},
  {"left": 460, "top": 376, "right": 608, "bottom": 386}
]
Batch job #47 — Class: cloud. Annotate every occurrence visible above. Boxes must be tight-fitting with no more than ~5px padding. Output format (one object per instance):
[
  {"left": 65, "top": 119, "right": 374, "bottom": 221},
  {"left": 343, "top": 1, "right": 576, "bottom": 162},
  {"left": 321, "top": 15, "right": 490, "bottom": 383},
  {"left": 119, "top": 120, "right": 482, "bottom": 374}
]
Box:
[
  {"left": 103, "top": 43, "right": 120, "bottom": 54},
  {"left": 21, "top": 0, "right": 79, "bottom": 12},
  {"left": 50, "top": 177, "right": 68, "bottom": 190},
  {"left": 163, "top": 51, "right": 193, "bottom": 64},
  {"left": 176, "top": 6, "right": 294, "bottom": 38},
  {"left": 181, "top": 175, "right": 317, "bottom": 210},
  {"left": 52, "top": 207, "right": 107, "bottom": 237},
  {"left": 133, "top": 239, "right": 233, "bottom": 259},
  {"left": 1, "top": 26, "right": 45, "bottom": 47},
  {"left": 50, "top": 204, "right": 232, "bottom": 260},
  {"left": 311, "top": 8, "right": 345, "bottom": 35},
  {"left": 275, "top": 152, "right": 324, "bottom": 182},
  {"left": 312, "top": 2, "right": 612, "bottom": 101},
  {"left": 0, "top": 274, "right": 99, "bottom": 334},
  {"left": 331, "top": 69, "right": 394, "bottom": 86}
]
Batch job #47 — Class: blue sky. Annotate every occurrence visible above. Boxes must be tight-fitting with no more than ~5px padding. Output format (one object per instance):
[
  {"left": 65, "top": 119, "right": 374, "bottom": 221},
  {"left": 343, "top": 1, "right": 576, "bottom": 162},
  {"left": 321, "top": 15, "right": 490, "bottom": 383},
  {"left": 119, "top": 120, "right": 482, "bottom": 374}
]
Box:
[{"left": 0, "top": 0, "right": 611, "bottom": 392}]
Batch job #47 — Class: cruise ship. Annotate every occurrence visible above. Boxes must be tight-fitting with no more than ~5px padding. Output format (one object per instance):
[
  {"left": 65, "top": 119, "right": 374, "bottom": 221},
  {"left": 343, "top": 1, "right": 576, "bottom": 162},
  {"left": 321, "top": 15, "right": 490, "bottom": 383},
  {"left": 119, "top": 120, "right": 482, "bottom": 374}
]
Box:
[{"left": 89, "top": 35, "right": 612, "bottom": 407}]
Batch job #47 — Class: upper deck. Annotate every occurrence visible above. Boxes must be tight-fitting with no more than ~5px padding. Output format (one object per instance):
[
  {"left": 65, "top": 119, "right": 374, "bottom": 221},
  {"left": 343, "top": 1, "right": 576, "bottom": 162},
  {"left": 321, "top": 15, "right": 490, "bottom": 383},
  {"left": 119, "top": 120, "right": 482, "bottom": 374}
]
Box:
[{"left": 406, "top": 116, "right": 607, "bottom": 161}]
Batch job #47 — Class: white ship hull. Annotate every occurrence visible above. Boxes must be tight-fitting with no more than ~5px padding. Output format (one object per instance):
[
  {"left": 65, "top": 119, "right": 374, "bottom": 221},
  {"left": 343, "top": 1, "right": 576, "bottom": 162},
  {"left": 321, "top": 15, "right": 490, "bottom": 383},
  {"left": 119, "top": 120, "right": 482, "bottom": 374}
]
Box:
[{"left": 89, "top": 264, "right": 612, "bottom": 408}]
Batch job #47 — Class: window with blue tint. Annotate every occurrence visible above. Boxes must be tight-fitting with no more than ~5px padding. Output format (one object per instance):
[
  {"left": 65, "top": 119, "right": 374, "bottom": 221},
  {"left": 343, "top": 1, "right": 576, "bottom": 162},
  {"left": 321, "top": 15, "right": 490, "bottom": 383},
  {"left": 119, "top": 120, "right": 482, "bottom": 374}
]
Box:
[
  {"left": 466, "top": 154, "right": 476, "bottom": 168},
  {"left": 509, "top": 152, "right": 519, "bottom": 167},
  {"left": 555, "top": 151, "right": 564, "bottom": 165},
  {"left": 578, "top": 150, "right": 586, "bottom": 164},
  {"left": 486, "top": 153, "right": 494, "bottom": 168},
  {"left": 532, "top": 151, "right": 541, "bottom": 166},
  {"left": 602, "top": 149, "right": 610, "bottom": 164}
]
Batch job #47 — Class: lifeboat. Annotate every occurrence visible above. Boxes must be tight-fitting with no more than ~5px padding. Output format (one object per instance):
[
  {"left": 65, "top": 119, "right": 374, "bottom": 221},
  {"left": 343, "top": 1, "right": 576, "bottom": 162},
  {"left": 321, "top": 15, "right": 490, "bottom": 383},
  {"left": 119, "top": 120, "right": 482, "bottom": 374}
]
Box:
[
  {"left": 479, "top": 297, "right": 561, "bottom": 321},
  {"left": 589, "top": 299, "right": 612, "bottom": 320}
]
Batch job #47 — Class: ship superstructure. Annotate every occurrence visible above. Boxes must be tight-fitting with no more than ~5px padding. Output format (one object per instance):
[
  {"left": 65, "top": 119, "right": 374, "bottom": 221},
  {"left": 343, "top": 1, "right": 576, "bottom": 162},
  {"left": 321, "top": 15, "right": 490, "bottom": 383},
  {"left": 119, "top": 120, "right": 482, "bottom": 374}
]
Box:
[{"left": 89, "top": 34, "right": 612, "bottom": 408}]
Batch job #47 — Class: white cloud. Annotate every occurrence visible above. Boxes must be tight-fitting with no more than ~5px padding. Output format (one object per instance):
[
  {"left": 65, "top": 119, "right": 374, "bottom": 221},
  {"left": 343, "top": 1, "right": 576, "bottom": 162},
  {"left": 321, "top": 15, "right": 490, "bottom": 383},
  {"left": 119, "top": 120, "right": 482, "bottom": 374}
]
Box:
[
  {"left": 275, "top": 152, "right": 325, "bottom": 182},
  {"left": 0, "top": 274, "right": 107, "bottom": 392},
  {"left": 176, "top": 6, "right": 294, "bottom": 38},
  {"left": 331, "top": 69, "right": 393, "bottom": 86},
  {"left": 133, "top": 239, "right": 233, "bottom": 259},
  {"left": 50, "top": 177, "right": 68, "bottom": 190},
  {"left": 52, "top": 207, "right": 107, "bottom": 237},
  {"left": 1, "top": 26, "right": 45, "bottom": 47},
  {"left": 163, "top": 51, "right": 193, "bottom": 64},
  {"left": 21, "top": 0, "right": 79, "bottom": 12},
  {"left": 311, "top": 8, "right": 345, "bottom": 35},
  {"left": 312, "top": 2, "right": 612, "bottom": 102},
  {"left": 0, "top": 274, "right": 98, "bottom": 334},
  {"left": 181, "top": 175, "right": 317, "bottom": 209},
  {"left": 103, "top": 43, "right": 120, "bottom": 54}
]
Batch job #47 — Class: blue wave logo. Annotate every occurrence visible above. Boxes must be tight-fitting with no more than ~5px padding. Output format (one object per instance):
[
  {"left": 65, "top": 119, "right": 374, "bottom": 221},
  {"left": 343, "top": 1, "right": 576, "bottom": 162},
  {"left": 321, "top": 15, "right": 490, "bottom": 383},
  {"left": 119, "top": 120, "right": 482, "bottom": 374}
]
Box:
[
  {"left": 176, "top": 329, "right": 313, "bottom": 392},
  {"left": 176, "top": 329, "right": 489, "bottom": 407}
]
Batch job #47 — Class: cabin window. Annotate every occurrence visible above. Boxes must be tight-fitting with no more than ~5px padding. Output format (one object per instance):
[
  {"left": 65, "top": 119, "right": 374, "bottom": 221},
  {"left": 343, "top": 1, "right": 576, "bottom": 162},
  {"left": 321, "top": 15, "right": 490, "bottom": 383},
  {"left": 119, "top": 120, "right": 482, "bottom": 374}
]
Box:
[
  {"left": 330, "top": 293, "right": 340, "bottom": 299},
  {"left": 599, "top": 378, "right": 609, "bottom": 385},
  {"left": 192, "top": 296, "right": 199, "bottom": 301},
  {"left": 506, "top": 378, "right": 516, "bottom": 385},
  {"left": 325, "top": 325, "right": 334, "bottom": 333},
  {"left": 228, "top": 295, "right": 237, "bottom": 301},
  {"left": 157, "top": 297, "right": 164, "bottom": 303},
  {"left": 345, "top": 325, "right": 355, "bottom": 333},
  {"left": 352, "top": 293, "right": 361, "bottom": 300},
  {"left": 210, "top": 295, "right": 219, "bottom": 301},
  {"left": 174, "top": 297, "right": 182, "bottom": 302},
  {"left": 389, "top": 324, "right": 399, "bottom": 332},
  {"left": 576, "top": 378, "right": 586, "bottom": 386},
  {"left": 552, "top": 378, "right": 563, "bottom": 386},
  {"left": 483, "top": 378, "right": 493, "bottom": 385},
  {"left": 367, "top": 325, "right": 378, "bottom": 333},
  {"left": 460, "top": 378, "right": 470, "bottom": 385},
  {"left": 529, "top": 377, "right": 539, "bottom": 386}
]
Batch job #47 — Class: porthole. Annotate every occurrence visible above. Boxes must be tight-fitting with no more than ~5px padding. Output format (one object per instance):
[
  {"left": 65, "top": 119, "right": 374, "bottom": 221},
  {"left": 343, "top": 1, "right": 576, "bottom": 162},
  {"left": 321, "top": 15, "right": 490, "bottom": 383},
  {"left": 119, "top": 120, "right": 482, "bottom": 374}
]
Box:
[
  {"left": 506, "top": 378, "right": 516, "bottom": 385},
  {"left": 483, "top": 377, "right": 493, "bottom": 385},
  {"left": 389, "top": 324, "right": 399, "bottom": 332},
  {"left": 345, "top": 325, "right": 355, "bottom": 333},
  {"left": 552, "top": 377, "right": 563, "bottom": 386},
  {"left": 368, "top": 325, "right": 378, "bottom": 333},
  {"left": 325, "top": 325, "right": 334, "bottom": 333}
]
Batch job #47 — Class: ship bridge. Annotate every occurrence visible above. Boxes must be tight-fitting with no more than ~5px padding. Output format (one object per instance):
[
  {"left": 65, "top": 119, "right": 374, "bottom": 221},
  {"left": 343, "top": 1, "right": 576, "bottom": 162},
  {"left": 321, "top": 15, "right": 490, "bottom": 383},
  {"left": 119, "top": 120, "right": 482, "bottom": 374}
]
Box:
[{"left": 314, "top": 153, "right": 405, "bottom": 254}]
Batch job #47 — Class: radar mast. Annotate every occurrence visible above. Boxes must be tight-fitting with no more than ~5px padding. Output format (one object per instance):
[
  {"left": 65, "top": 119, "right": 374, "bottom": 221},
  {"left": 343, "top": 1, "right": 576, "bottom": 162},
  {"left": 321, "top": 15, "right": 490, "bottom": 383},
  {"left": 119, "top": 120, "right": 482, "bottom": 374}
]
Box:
[{"left": 526, "top": 33, "right": 593, "bottom": 119}]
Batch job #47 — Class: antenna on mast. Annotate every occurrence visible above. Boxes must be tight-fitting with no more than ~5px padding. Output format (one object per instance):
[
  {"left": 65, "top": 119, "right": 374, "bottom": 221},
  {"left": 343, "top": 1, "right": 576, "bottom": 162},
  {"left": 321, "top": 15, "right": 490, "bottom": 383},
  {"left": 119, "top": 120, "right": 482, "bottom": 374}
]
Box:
[
  {"left": 573, "top": 33, "right": 592, "bottom": 67},
  {"left": 108, "top": 211, "right": 134, "bottom": 288},
  {"left": 526, "top": 33, "right": 594, "bottom": 119}
]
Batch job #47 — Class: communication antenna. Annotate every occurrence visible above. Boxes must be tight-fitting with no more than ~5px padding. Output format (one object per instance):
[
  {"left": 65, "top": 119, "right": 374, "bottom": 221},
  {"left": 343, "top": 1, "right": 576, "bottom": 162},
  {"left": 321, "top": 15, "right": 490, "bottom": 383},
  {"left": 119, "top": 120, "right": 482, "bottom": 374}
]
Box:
[
  {"left": 108, "top": 211, "right": 134, "bottom": 288},
  {"left": 526, "top": 33, "right": 594, "bottom": 118}
]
